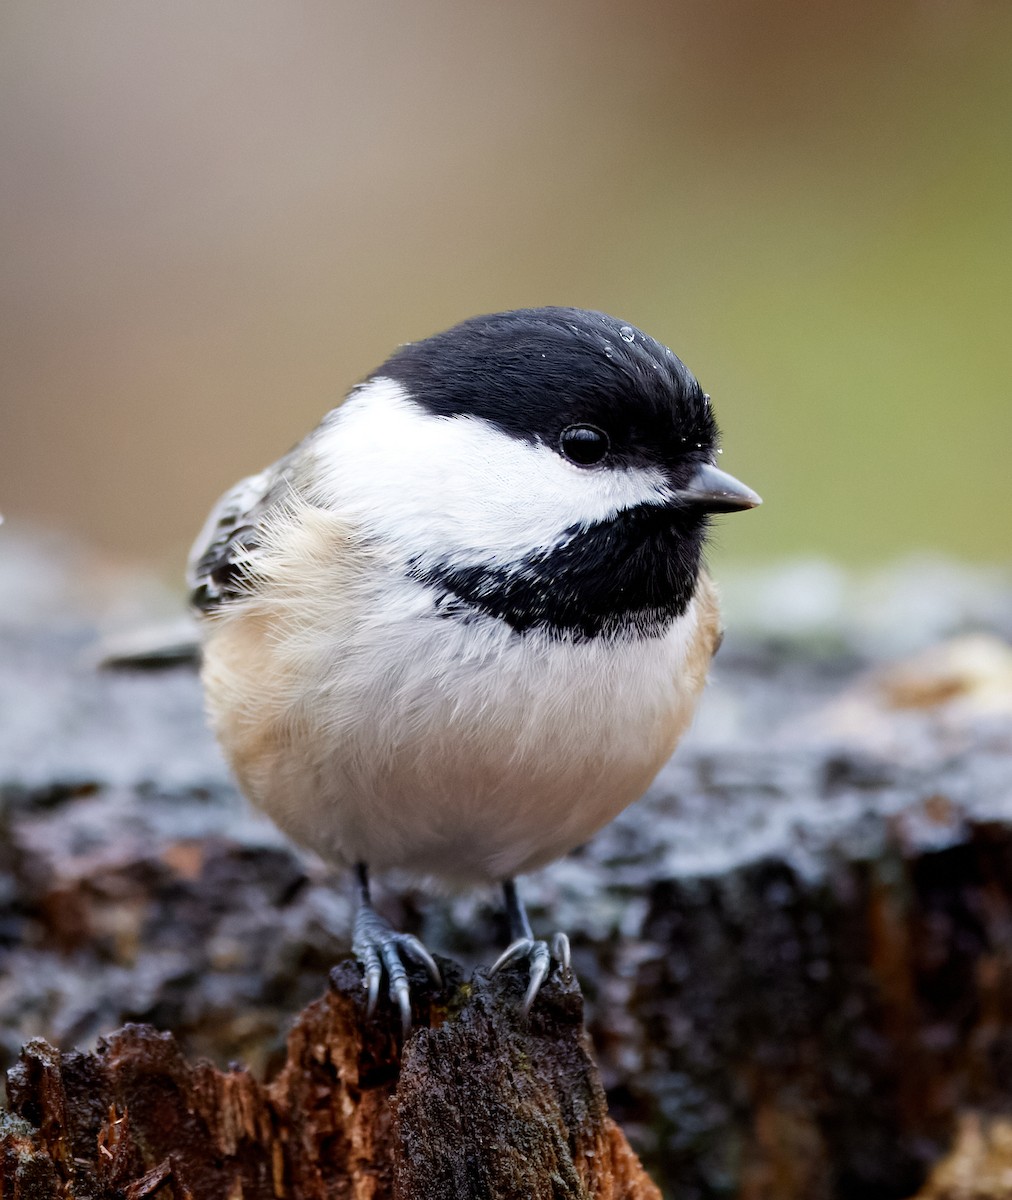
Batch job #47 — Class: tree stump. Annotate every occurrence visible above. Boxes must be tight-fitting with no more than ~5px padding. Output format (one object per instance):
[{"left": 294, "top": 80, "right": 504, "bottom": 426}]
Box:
[{"left": 1, "top": 958, "right": 660, "bottom": 1199}]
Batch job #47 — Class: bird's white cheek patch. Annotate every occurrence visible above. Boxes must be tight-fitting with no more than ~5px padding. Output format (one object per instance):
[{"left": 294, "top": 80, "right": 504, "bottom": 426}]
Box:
[{"left": 309, "top": 377, "right": 670, "bottom": 563}]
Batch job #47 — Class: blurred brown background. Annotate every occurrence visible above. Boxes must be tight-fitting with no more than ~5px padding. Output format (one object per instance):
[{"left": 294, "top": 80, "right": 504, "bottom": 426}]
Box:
[{"left": 2, "top": 0, "right": 1010, "bottom": 585}]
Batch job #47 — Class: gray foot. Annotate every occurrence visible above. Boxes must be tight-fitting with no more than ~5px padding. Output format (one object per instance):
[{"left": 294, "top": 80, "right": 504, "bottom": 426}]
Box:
[
  {"left": 353, "top": 904, "right": 441, "bottom": 1036},
  {"left": 489, "top": 931, "right": 571, "bottom": 1015}
]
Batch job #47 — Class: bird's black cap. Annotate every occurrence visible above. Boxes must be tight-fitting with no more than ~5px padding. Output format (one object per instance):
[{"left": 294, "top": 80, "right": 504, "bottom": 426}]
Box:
[
  {"left": 376, "top": 307, "right": 718, "bottom": 477},
  {"left": 373, "top": 307, "right": 758, "bottom": 640}
]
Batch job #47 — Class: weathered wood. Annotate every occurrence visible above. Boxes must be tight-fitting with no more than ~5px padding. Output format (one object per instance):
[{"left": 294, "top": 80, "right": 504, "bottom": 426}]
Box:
[
  {"left": 1, "top": 959, "right": 659, "bottom": 1199},
  {"left": 913, "top": 1114, "right": 1012, "bottom": 1200},
  {"left": 4, "top": 536, "right": 1012, "bottom": 1196}
]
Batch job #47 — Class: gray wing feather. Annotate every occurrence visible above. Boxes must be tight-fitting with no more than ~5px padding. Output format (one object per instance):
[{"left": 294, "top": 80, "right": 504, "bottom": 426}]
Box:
[{"left": 187, "top": 448, "right": 310, "bottom": 612}]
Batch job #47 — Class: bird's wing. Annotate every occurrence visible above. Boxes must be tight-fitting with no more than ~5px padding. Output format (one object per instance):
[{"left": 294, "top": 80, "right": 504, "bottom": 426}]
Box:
[{"left": 187, "top": 447, "right": 310, "bottom": 613}]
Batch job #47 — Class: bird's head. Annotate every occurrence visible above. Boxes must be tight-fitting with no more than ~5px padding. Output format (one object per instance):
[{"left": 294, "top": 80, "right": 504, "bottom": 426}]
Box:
[{"left": 312, "top": 307, "right": 760, "bottom": 639}]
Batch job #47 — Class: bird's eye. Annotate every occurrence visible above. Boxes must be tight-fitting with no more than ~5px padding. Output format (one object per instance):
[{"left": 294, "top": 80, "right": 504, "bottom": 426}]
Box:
[{"left": 559, "top": 424, "right": 610, "bottom": 466}]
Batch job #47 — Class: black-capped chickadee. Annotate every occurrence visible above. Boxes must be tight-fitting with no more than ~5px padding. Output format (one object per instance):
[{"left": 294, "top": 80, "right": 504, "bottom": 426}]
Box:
[{"left": 188, "top": 307, "right": 760, "bottom": 1029}]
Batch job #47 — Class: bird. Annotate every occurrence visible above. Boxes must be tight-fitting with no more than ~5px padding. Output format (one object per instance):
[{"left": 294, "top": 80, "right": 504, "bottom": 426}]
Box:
[{"left": 186, "top": 306, "right": 760, "bottom": 1031}]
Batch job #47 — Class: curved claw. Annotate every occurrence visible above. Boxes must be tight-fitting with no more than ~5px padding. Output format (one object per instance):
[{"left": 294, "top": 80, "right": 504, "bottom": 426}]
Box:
[
  {"left": 358, "top": 942, "right": 383, "bottom": 1018},
  {"left": 489, "top": 937, "right": 535, "bottom": 977},
  {"left": 521, "top": 941, "right": 551, "bottom": 1016},
  {"left": 353, "top": 909, "right": 439, "bottom": 1034},
  {"left": 489, "top": 932, "right": 572, "bottom": 1015},
  {"left": 399, "top": 933, "right": 442, "bottom": 986},
  {"left": 551, "top": 931, "right": 571, "bottom": 974},
  {"left": 380, "top": 939, "right": 412, "bottom": 1038}
]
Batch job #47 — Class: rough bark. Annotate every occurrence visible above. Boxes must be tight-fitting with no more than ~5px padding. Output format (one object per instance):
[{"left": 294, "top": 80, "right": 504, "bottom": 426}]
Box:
[{"left": 1, "top": 959, "right": 659, "bottom": 1200}]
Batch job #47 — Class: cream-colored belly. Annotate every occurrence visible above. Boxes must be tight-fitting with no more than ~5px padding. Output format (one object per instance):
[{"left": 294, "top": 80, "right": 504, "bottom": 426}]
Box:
[{"left": 201, "top": 568, "right": 715, "bottom": 885}]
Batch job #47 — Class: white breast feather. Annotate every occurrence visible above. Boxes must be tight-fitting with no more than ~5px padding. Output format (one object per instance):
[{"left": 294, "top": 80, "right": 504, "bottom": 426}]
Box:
[{"left": 200, "top": 499, "right": 711, "bottom": 886}]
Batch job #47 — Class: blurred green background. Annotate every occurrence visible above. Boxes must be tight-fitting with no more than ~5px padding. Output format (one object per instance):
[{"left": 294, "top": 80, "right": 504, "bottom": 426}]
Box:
[{"left": 2, "top": 0, "right": 1010, "bottom": 579}]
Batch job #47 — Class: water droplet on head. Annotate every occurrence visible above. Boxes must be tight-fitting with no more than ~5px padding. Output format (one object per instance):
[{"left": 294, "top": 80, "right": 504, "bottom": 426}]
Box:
[
  {"left": 602, "top": 341, "right": 614, "bottom": 359},
  {"left": 716, "top": 447, "right": 723, "bottom": 454},
  {"left": 618, "top": 325, "right": 635, "bottom": 343}
]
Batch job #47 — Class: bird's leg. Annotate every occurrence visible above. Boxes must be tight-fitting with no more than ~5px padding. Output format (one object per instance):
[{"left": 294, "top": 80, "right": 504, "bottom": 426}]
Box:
[
  {"left": 351, "top": 862, "right": 440, "bottom": 1036},
  {"left": 489, "top": 878, "right": 571, "bottom": 1015}
]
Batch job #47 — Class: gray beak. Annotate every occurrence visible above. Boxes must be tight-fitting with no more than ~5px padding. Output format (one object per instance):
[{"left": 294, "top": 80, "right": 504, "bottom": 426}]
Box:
[{"left": 674, "top": 461, "right": 762, "bottom": 513}]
